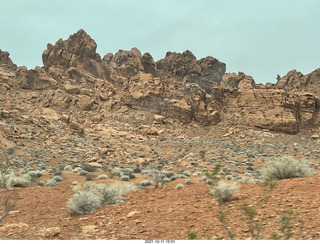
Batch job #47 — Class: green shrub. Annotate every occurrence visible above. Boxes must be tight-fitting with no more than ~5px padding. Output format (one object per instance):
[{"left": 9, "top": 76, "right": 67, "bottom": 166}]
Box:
[{"left": 261, "top": 156, "right": 315, "bottom": 180}]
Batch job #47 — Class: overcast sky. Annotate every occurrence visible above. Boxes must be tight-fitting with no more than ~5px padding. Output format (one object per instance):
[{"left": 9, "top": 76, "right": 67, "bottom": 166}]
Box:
[{"left": 1, "top": 0, "right": 320, "bottom": 84}]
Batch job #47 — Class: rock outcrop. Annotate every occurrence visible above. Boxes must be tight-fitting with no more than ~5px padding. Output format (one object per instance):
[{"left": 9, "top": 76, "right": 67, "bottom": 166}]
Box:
[
  {"left": 19, "top": 67, "right": 58, "bottom": 90},
  {"left": 156, "top": 50, "right": 226, "bottom": 92},
  {"left": 277, "top": 68, "right": 320, "bottom": 96},
  {"left": 217, "top": 72, "right": 320, "bottom": 133},
  {"left": 1, "top": 29, "right": 320, "bottom": 134},
  {"left": 0, "top": 50, "right": 17, "bottom": 70},
  {"left": 42, "top": 29, "right": 108, "bottom": 80}
]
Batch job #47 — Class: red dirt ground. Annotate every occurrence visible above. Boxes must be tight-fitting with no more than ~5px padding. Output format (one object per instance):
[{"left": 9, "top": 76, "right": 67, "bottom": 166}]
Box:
[{"left": 0, "top": 171, "right": 319, "bottom": 240}]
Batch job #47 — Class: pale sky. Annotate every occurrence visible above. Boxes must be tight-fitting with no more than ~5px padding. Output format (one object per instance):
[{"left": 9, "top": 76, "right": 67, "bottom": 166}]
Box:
[{"left": 1, "top": 0, "right": 320, "bottom": 84}]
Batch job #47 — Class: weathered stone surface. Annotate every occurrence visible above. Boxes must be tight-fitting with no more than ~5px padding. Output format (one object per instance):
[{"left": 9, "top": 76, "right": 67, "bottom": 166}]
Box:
[
  {"left": 0, "top": 124, "right": 14, "bottom": 149},
  {"left": 157, "top": 50, "right": 226, "bottom": 92},
  {"left": 42, "top": 29, "right": 108, "bottom": 79},
  {"left": 0, "top": 50, "right": 17, "bottom": 70},
  {"left": 2, "top": 29, "right": 320, "bottom": 134},
  {"left": 277, "top": 68, "right": 320, "bottom": 96},
  {"left": 20, "top": 67, "right": 58, "bottom": 90}
]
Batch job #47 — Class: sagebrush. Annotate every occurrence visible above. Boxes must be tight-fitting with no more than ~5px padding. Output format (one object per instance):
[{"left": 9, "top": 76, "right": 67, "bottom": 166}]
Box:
[
  {"left": 210, "top": 182, "right": 238, "bottom": 203},
  {"left": 67, "top": 182, "right": 136, "bottom": 215},
  {"left": 261, "top": 156, "right": 314, "bottom": 180}
]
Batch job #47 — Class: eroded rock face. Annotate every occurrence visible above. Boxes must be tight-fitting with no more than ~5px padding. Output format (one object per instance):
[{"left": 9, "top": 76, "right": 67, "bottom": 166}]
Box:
[
  {"left": 277, "top": 68, "right": 320, "bottom": 96},
  {"left": 2, "top": 29, "right": 320, "bottom": 134},
  {"left": 20, "top": 67, "right": 58, "bottom": 90},
  {"left": 217, "top": 72, "right": 320, "bottom": 134},
  {"left": 0, "top": 124, "right": 14, "bottom": 149},
  {"left": 156, "top": 50, "right": 226, "bottom": 92},
  {"left": 42, "top": 29, "right": 108, "bottom": 79},
  {"left": 0, "top": 50, "right": 17, "bottom": 70}
]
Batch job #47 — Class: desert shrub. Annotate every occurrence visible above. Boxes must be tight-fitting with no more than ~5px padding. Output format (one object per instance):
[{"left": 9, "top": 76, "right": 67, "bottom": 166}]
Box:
[
  {"left": 46, "top": 179, "right": 57, "bottom": 187},
  {"left": 82, "top": 165, "right": 97, "bottom": 172},
  {"left": 110, "top": 181, "right": 136, "bottom": 196},
  {"left": 72, "top": 167, "right": 82, "bottom": 173},
  {"left": 0, "top": 192, "right": 18, "bottom": 224},
  {"left": 176, "top": 183, "right": 184, "bottom": 189},
  {"left": 98, "top": 174, "right": 108, "bottom": 180},
  {"left": 210, "top": 182, "right": 238, "bottom": 203},
  {"left": 78, "top": 170, "right": 88, "bottom": 176},
  {"left": 238, "top": 176, "right": 257, "bottom": 184},
  {"left": 0, "top": 172, "right": 12, "bottom": 190},
  {"left": 111, "top": 167, "right": 123, "bottom": 177},
  {"left": 261, "top": 156, "right": 315, "bottom": 180},
  {"left": 52, "top": 175, "right": 63, "bottom": 182},
  {"left": 27, "top": 171, "right": 43, "bottom": 179},
  {"left": 185, "top": 179, "right": 192, "bottom": 184},
  {"left": 120, "top": 175, "right": 130, "bottom": 181},
  {"left": 162, "top": 170, "right": 174, "bottom": 178},
  {"left": 1, "top": 172, "right": 30, "bottom": 189},
  {"left": 37, "top": 181, "right": 44, "bottom": 186},
  {"left": 78, "top": 182, "right": 136, "bottom": 207},
  {"left": 67, "top": 190, "right": 102, "bottom": 215},
  {"left": 11, "top": 176, "right": 30, "bottom": 187},
  {"left": 64, "top": 165, "right": 73, "bottom": 171},
  {"left": 85, "top": 174, "right": 96, "bottom": 181},
  {"left": 187, "top": 228, "right": 198, "bottom": 240},
  {"left": 94, "top": 185, "right": 122, "bottom": 205},
  {"left": 53, "top": 169, "right": 63, "bottom": 176},
  {"left": 148, "top": 169, "right": 167, "bottom": 188},
  {"left": 139, "top": 180, "right": 151, "bottom": 187}
]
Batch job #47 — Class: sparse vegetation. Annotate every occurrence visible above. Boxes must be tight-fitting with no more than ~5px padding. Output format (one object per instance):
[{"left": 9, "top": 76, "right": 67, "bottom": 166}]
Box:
[
  {"left": 98, "top": 174, "right": 108, "bottom": 180},
  {"left": 176, "top": 183, "right": 184, "bottom": 189},
  {"left": 187, "top": 229, "right": 198, "bottom": 240},
  {"left": 85, "top": 174, "right": 96, "bottom": 181},
  {"left": 0, "top": 192, "right": 18, "bottom": 224},
  {"left": 210, "top": 182, "right": 238, "bottom": 203},
  {"left": 67, "top": 182, "right": 136, "bottom": 215},
  {"left": 139, "top": 180, "right": 151, "bottom": 187},
  {"left": 261, "top": 156, "right": 315, "bottom": 180},
  {"left": 147, "top": 169, "right": 168, "bottom": 188},
  {"left": 270, "top": 207, "right": 305, "bottom": 240},
  {"left": 67, "top": 190, "right": 102, "bottom": 215}
]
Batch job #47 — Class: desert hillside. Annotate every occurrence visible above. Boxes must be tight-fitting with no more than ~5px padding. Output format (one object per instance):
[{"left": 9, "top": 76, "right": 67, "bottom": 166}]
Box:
[{"left": 0, "top": 30, "right": 319, "bottom": 240}]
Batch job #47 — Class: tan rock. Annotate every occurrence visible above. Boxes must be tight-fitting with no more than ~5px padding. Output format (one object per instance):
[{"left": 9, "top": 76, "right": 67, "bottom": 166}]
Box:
[
  {"left": 127, "top": 211, "right": 139, "bottom": 218},
  {"left": 92, "top": 114, "right": 102, "bottom": 123},
  {"left": 88, "top": 162, "right": 102, "bottom": 168},
  {"left": 153, "top": 114, "right": 165, "bottom": 124},
  {"left": 69, "top": 121, "right": 84, "bottom": 134},
  {"left": 42, "top": 108, "right": 59, "bottom": 121},
  {"left": 20, "top": 67, "right": 57, "bottom": 90},
  {"left": 138, "top": 125, "right": 158, "bottom": 136}
]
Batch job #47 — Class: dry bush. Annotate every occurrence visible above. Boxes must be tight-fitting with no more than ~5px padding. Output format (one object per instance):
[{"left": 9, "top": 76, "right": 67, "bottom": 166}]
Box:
[
  {"left": 67, "top": 190, "right": 102, "bottom": 215},
  {"left": 67, "top": 182, "right": 136, "bottom": 215},
  {"left": 261, "top": 156, "right": 315, "bottom": 180},
  {"left": 210, "top": 182, "right": 238, "bottom": 203}
]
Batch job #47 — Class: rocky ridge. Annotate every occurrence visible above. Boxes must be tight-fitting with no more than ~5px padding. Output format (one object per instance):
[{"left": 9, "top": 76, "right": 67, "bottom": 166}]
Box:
[{"left": 0, "top": 29, "right": 320, "bottom": 149}]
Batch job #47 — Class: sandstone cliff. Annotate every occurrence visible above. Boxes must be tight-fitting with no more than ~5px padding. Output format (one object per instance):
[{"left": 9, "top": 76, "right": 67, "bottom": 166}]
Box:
[{"left": 1, "top": 29, "right": 320, "bottom": 135}]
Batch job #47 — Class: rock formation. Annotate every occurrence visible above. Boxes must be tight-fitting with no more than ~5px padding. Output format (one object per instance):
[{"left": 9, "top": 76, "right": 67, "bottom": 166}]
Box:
[{"left": 1, "top": 29, "right": 320, "bottom": 134}]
